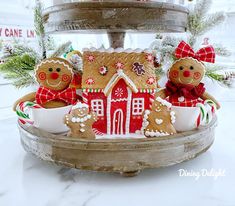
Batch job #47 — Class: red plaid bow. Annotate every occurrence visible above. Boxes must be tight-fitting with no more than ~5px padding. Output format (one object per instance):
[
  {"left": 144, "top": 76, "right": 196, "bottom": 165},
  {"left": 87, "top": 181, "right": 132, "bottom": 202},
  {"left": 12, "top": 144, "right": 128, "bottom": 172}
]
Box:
[
  {"left": 175, "top": 41, "right": 215, "bottom": 63},
  {"left": 35, "top": 87, "right": 77, "bottom": 105}
]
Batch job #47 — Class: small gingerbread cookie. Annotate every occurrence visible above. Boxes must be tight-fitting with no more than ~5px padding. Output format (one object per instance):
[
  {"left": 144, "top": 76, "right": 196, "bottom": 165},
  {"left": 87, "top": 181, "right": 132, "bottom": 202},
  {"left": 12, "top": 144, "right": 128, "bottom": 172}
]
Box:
[
  {"left": 141, "top": 97, "right": 177, "bottom": 137},
  {"left": 64, "top": 102, "right": 97, "bottom": 139}
]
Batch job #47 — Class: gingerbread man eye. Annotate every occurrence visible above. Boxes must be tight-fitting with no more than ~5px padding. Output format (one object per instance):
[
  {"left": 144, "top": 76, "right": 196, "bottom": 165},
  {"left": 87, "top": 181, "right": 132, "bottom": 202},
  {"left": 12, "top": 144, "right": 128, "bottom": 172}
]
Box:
[
  {"left": 56, "top": 68, "right": 61, "bottom": 72},
  {"left": 179, "top": 66, "right": 184, "bottom": 71},
  {"left": 48, "top": 68, "right": 53, "bottom": 72},
  {"left": 190, "top": 66, "right": 194, "bottom": 70}
]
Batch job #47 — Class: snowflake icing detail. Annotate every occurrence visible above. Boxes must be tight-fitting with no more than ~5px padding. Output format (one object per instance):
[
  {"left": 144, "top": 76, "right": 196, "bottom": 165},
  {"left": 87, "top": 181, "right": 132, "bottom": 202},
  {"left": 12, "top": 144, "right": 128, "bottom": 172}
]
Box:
[
  {"left": 115, "top": 62, "right": 124, "bottom": 69},
  {"left": 146, "top": 54, "right": 154, "bottom": 62},
  {"left": 99, "top": 66, "right": 108, "bottom": 75},
  {"left": 114, "top": 88, "right": 124, "bottom": 97},
  {"left": 146, "top": 77, "right": 156, "bottom": 85},
  {"left": 132, "top": 62, "right": 145, "bottom": 76},
  {"left": 87, "top": 54, "right": 95, "bottom": 62},
  {"left": 86, "top": 78, "right": 95, "bottom": 85}
]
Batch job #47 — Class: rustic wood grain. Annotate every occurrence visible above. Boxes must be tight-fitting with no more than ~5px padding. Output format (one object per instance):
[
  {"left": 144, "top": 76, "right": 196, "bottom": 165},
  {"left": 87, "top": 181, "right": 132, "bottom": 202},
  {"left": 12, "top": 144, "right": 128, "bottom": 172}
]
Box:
[
  {"left": 18, "top": 117, "right": 217, "bottom": 176},
  {"left": 43, "top": 2, "right": 188, "bottom": 34}
]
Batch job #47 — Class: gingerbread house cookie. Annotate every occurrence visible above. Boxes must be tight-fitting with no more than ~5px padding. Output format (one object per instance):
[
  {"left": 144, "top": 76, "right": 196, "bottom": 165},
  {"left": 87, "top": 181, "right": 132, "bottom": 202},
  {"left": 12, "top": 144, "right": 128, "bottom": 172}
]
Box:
[{"left": 81, "top": 48, "right": 158, "bottom": 136}]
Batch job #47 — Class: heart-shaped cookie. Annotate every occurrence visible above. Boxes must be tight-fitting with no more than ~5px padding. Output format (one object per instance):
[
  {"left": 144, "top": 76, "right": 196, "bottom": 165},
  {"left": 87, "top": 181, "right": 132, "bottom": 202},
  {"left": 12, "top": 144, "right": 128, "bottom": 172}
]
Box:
[{"left": 155, "top": 118, "right": 163, "bottom": 125}]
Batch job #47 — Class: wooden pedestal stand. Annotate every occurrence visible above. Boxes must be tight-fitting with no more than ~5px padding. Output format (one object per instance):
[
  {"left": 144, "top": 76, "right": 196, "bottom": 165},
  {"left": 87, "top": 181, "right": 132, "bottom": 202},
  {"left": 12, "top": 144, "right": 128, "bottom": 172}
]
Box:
[{"left": 17, "top": 2, "right": 217, "bottom": 176}]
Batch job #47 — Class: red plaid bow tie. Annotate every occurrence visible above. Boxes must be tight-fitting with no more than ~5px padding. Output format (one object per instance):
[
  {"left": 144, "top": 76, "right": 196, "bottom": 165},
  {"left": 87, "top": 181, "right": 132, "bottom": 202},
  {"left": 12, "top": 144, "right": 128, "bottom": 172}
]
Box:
[
  {"left": 36, "top": 86, "right": 77, "bottom": 105},
  {"left": 175, "top": 41, "right": 215, "bottom": 63}
]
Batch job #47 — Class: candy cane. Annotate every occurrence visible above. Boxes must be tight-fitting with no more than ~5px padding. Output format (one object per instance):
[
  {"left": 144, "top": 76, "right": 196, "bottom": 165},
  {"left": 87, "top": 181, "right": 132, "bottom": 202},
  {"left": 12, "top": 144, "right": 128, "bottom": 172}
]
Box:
[
  {"left": 16, "top": 101, "right": 42, "bottom": 125},
  {"left": 196, "top": 103, "right": 207, "bottom": 127},
  {"left": 204, "top": 100, "right": 217, "bottom": 124}
]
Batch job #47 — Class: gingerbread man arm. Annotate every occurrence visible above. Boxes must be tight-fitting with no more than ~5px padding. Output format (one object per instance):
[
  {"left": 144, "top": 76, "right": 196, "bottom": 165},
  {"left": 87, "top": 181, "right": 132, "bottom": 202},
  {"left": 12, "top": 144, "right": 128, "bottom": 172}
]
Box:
[
  {"left": 90, "top": 111, "right": 98, "bottom": 124},
  {"left": 155, "top": 88, "right": 167, "bottom": 99},
  {"left": 201, "top": 92, "right": 221, "bottom": 110},
  {"left": 64, "top": 114, "right": 73, "bottom": 127},
  {"left": 13, "top": 92, "right": 36, "bottom": 111}
]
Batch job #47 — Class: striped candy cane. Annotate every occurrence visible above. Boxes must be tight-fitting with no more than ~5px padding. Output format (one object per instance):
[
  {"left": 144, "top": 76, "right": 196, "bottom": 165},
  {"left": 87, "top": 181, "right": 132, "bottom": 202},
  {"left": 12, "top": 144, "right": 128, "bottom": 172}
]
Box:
[
  {"left": 16, "top": 101, "right": 42, "bottom": 125},
  {"left": 82, "top": 90, "right": 89, "bottom": 104}
]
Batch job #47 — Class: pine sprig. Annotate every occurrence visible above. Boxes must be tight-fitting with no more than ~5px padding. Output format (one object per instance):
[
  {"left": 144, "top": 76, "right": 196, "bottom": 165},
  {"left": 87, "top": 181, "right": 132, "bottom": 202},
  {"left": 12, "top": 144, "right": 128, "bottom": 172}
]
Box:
[
  {"left": 34, "top": 0, "right": 46, "bottom": 59},
  {"left": 49, "top": 41, "right": 72, "bottom": 58}
]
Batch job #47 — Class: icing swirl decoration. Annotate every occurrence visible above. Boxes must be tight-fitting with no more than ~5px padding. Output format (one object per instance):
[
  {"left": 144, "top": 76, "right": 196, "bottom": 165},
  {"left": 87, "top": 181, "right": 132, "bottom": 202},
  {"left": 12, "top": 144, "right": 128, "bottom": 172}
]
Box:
[
  {"left": 146, "top": 77, "right": 156, "bottom": 85},
  {"left": 146, "top": 54, "right": 154, "bottom": 63},
  {"left": 85, "top": 78, "right": 95, "bottom": 85},
  {"left": 99, "top": 66, "right": 108, "bottom": 75},
  {"left": 87, "top": 54, "right": 95, "bottom": 62},
  {"left": 115, "top": 62, "right": 124, "bottom": 70}
]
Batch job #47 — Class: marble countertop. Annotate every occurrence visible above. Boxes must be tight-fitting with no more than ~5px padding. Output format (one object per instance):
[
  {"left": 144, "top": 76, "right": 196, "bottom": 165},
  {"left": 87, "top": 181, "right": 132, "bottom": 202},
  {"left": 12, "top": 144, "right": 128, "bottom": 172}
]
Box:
[{"left": 0, "top": 102, "right": 235, "bottom": 206}]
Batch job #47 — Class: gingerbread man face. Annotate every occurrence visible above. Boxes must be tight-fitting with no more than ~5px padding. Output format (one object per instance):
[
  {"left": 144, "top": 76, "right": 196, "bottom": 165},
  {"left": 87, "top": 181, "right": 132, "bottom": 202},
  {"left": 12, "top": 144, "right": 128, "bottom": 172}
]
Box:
[
  {"left": 152, "top": 98, "right": 171, "bottom": 113},
  {"left": 35, "top": 57, "right": 73, "bottom": 91},
  {"left": 71, "top": 107, "right": 89, "bottom": 117},
  {"left": 168, "top": 58, "right": 205, "bottom": 87}
]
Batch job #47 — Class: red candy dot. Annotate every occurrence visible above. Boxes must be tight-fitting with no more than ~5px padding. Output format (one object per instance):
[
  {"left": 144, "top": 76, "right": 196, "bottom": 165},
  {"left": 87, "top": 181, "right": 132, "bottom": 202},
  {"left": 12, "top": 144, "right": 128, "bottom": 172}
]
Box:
[
  {"left": 38, "top": 72, "right": 46, "bottom": 80},
  {"left": 194, "top": 72, "right": 202, "bottom": 80},
  {"left": 169, "top": 70, "right": 179, "bottom": 79},
  {"left": 62, "top": 74, "right": 71, "bottom": 82}
]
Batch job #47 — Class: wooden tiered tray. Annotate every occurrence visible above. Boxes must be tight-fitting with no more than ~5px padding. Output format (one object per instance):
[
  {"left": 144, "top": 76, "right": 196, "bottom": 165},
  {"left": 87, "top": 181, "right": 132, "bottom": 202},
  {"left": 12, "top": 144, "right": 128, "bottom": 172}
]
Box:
[
  {"left": 19, "top": 117, "right": 217, "bottom": 177},
  {"left": 17, "top": 1, "right": 218, "bottom": 176},
  {"left": 43, "top": 2, "right": 188, "bottom": 47}
]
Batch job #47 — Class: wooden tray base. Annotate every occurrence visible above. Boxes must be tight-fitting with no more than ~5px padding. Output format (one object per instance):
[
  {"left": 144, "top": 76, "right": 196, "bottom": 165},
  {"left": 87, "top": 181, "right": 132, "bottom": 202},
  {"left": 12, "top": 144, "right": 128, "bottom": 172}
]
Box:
[{"left": 18, "top": 117, "right": 217, "bottom": 177}]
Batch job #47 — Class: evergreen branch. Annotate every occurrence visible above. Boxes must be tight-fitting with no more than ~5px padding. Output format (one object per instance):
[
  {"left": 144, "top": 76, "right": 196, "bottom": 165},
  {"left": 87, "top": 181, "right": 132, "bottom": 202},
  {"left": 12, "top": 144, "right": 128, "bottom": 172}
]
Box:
[
  {"left": 34, "top": 0, "right": 47, "bottom": 59},
  {"left": 192, "top": 0, "right": 212, "bottom": 20},
  {"left": 49, "top": 41, "right": 72, "bottom": 58},
  {"left": 214, "top": 44, "right": 232, "bottom": 57},
  {"left": 198, "top": 12, "right": 226, "bottom": 36},
  {"left": 12, "top": 42, "right": 41, "bottom": 61}
]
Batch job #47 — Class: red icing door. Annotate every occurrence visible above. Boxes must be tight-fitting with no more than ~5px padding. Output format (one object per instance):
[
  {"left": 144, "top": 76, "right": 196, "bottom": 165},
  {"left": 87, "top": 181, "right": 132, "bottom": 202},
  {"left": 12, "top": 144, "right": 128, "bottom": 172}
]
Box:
[{"left": 110, "top": 79, "right": 129, "bottom": 135}]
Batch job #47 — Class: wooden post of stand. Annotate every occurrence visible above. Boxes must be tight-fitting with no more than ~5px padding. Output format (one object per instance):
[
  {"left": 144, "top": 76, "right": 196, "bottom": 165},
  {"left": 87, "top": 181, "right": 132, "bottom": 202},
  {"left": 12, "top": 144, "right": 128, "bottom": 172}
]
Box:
[{"left": 108, "top": 32, "right": 126, "bottom": 48}]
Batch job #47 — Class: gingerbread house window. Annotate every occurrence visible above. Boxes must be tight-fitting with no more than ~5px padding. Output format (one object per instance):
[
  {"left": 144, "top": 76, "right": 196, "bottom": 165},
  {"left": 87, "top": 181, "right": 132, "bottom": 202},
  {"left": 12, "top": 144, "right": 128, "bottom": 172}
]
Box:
[
  {"left": 91, "top": 99, "right": 104, "bottom": 117},
  {"left": 132, "top": 98, "right": 145, "bottom": 115}
]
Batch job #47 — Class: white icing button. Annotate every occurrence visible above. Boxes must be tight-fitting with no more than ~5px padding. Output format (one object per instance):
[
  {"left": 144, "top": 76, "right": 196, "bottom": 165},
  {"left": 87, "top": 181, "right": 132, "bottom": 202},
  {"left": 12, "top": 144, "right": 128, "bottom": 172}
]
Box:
[
  {"left": 178, "top": 96, "right": 185, "bottom": 102},
  {"left": 80, "top": 128, "right": 85, "bottom": 133}
]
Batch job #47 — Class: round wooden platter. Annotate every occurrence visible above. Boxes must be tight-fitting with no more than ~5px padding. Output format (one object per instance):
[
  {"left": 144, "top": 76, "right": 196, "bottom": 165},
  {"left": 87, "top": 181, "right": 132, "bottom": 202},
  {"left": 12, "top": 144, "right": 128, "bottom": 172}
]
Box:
[
  {"left": 43, "top": 2, "right": 188, "bottom": 34},
  {"left": 18, "top": 117, "right": 217, "bottom": 177}
]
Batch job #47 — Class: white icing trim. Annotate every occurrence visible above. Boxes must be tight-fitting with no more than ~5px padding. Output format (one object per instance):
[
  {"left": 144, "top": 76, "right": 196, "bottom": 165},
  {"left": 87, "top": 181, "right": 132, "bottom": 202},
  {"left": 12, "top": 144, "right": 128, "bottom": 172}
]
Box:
[
  {"left": 35, "top": 59, "right": 73, "bottom": 82},
  {"left": 112, "top": 109, "right": 124, "bottom": 135},
  {"left": 111, "top": 98, "right": 128, "bottom": 102},
  {"left": 103, "top": 69, "right": 138, "bottom": 95},
  {"left": 72, "top": 102, "right": 89, "bottom": 110},
  {"left": 71, "top": 114, "right": 91, "bottom": 123},
  {"left": 170, "top": 111, "right": 176, "bottom": 124},
  {"left": 156, "top": 97, "right": 172, "bottom": 109},
  {"left": 141, "top": 110, "right": 150, "bottom": 132},
  {"left": 125, "top": 88, "right": 132, "bottom": 134},
  {"left": 83, "top": 47, "right": 152, "bottom": 54},
  {"left": 107, "top": 92, "right": 112, "bottom": 135},
  {"left": 145, "top": 130, "right": 169, "bottom": 137},
  {"left": 132, "top": 98, "right": 145, "bottom": 115},
  {"left": 91, "top": 99, "right": 104, "bottom": 117}
]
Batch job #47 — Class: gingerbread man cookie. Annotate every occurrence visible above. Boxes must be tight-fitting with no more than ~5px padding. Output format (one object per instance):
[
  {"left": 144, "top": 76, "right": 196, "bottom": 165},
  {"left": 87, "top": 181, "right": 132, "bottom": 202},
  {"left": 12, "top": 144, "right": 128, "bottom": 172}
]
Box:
[
  {"left": 13, "top": 57, "right": 77, "bottom": 110},
  {"left": 64, "top": 102, "right": 97, "bottom": 139},
  {"left": 141, "top": 97, "right": 177, "bottom": 137}
]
